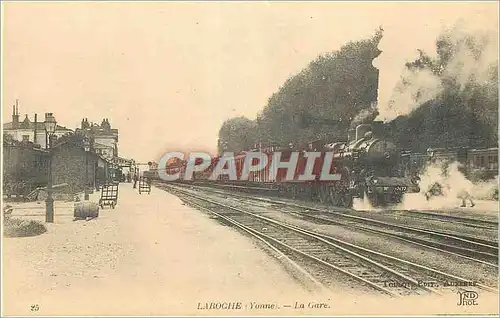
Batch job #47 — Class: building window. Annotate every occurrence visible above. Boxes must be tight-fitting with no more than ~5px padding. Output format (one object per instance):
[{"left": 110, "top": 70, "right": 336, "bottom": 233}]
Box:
[
  {"left": 473, "top": 156, "right": 479, "bottom": 168},
  {"left": 22, "top": 135, "right": 30, "bottom": 142},
  {"left": 490, "top": 155, "right": 498, "bottom": 170}
]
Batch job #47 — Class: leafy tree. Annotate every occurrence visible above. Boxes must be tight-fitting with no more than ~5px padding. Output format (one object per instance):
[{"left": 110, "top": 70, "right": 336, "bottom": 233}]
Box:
[
  {"left": 254, "top": 28, "right": 383, "bottom": 148},
  {"left": 392, "top": 26, "right": 498, "bottom": 152},
  {"left": 217, "top": 117, "right": 257, "bottom": 153},
  {"left": 218, "top": 25, "right": 497, "bottom": 154}
]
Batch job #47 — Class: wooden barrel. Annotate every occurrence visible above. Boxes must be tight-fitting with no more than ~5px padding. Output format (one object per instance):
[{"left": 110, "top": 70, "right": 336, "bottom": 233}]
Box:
[{"left": 74, "top": 201, "right": 99, "bottom": 219}]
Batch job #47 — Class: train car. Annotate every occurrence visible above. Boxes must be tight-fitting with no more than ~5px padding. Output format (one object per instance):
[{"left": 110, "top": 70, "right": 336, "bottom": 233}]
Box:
[
  {"left": 426, "top": 147, "right": 498, "bottom": 180},
  {"left": 245, "top": 149, "right": 352, "bottom": 205},
  {"left": 463, "top": 148, "right": 498, "bottom": 180},
  {"left": 165, "top": 121, "right": 419, "bottom": 207},
  {"left": 151, "top": 128, "right": 497, "bottom": 208},
  {"left": 399, "top": 146, "right": 498, "bottom": 187}
]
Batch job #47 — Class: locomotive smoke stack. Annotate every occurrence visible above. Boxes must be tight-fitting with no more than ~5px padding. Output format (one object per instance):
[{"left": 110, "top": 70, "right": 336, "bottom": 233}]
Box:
[
  {"left": 348, "top": 129, "right": 357, "bottom": 142},
  {"left": 371, "top": 120, "right": 384, "bottom": 139},
  {"left": 350, "top": 108, "right": 380, "bottom": 129},
  {"left": 355, "top": 124, "right": 372, "bottom": 141}
]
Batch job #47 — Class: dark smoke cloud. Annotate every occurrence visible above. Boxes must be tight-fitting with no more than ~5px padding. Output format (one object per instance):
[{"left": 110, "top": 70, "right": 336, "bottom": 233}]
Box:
[
  {"left": 374, "top": 19, "right": 498, "bottom": 122},
  {"left": 350, "top": 108, "right": 379, "bottom": 128}
]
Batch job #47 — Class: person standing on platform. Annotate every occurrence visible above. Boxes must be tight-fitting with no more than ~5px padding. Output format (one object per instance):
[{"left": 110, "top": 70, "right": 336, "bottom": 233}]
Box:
[{"left": 133, "top": 174, "right": 138, "bottom": 189}]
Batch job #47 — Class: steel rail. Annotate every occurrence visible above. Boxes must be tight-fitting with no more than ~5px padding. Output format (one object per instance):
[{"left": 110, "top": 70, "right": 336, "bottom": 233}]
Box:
[
  {"left": 174, "top": 190, "right": 429, "bottom": 297},
  {"left": 162, "top": 182, "right": 498, "bottom": 262},
  {"left": 161, "top": 184, "right": 498, "bottom": 296}
]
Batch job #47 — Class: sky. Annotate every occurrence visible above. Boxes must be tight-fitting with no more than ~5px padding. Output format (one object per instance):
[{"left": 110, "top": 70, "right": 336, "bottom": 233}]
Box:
[{"left": 2, "top": 2, "right": 498, "bottom": 163}]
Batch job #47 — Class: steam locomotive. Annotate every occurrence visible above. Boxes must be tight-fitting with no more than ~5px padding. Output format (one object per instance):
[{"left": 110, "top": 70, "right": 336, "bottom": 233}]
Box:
[
  {"left": 320, "top": 120, "right": 420, "bottom": 206},
  {"left": 151, "top": 120, "right": 420, "bottom": 207}
]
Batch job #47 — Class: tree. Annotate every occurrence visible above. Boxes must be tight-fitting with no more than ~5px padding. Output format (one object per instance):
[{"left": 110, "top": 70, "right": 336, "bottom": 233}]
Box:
[
  {"left": 391, "top": 25, "right": 498, "bottom": 151},
  {"left": 217, "top": 117, "right": 257, "bottom": 153},
  {"left": 254, "top": 28, "right": 383, "bottom": 148}
]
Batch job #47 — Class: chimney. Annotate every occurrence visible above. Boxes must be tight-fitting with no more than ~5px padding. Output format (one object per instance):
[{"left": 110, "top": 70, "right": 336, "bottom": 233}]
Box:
[
  {"left": 355, "top": 124, "right": 372, "bottom": 141},
  {"left": 371, "top": 121, "right": 384, "bottom": 140},
  {"left": 12, "top": 100, "right": 20, "bottom": 129},
  {"left": 34, "top": 114, "right": 38, "bottom": 144},
  {"left": 347, "top": 129, "right": 357, "bottom": 142}
]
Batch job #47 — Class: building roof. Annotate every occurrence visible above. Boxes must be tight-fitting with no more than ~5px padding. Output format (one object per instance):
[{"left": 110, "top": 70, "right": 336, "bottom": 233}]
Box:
[
  {"left": 51, "top": 133, "right": 96, "bottom": 153},
  {"left": 93, "top": 142, "right": 113, "bottom": 149},
  {"left": 112, "top": 156, "right": 134, "bottom": 167},
  {"left": 96, "top": 153, "right": 112, "bottom": 163},
  {"left": 3, "top": 119, "right": 73, "bottom": 132}
]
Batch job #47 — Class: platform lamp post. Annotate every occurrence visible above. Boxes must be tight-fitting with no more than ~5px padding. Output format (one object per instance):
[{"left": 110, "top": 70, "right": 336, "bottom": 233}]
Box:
[
  {"left": 83, "top": 138, "right": 90, "bottom": 200},
  {"left": 44, "top": 113, "right": 57, "bottom": 223}
]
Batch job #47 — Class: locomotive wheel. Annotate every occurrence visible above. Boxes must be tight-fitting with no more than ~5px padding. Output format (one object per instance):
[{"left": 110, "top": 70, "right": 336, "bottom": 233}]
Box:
[
  {"left": 367, "top": 191, "right": 384, "bottom": 207},
  {"left": 278, "top": 185, "right": 285, "bottom": 196},
  {"left": 393, "top": 192, "right": 404, "bottom": 203},
  {"left": 310, "top": 185, "right": 320, "bottom": 203},
  {"left": 290, "top": 185, "right": 298, "bottom": 199},
  {"left": 329, "top": 189, "right": 342, "bottom": 207},
  {"left": 329, "top": 184, "right": 351, "bottom": 208},
  {"left": 297, "top": 185, "right": 304, "bottom": 199},
  {"left": 366, "top": 190, "right": 376, "bottom": 206},
  {"left": 305, "top": 185, "right": 313, "bottom": 201},
  {"left": 343, "top": 193, "right": 353, "bottom": 208},
  {"left": 318, "top": 185, "right": 330, "bottom": 204}
]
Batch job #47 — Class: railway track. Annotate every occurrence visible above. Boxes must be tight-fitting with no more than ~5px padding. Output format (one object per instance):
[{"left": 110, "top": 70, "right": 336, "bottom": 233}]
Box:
[
  {"left": 160, "top": 182, "right": 499, "bottom": 266},
  {"left": 392, "top": 209, "right": 498, "bottom": 230},
  {"left": 159, "top": 184, "right": 498, "bottom": 297},
  {"left": 294, "top": 211, "right": 498, "bottom": 266},
  {"left": 167, "top": 181, "right": 498, "bottom": 230}
]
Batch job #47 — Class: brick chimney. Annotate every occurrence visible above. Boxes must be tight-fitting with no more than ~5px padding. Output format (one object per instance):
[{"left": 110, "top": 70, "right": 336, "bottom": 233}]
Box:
[
  {"left": 12, "top": 100, "right": 19, "bottom": 129},
  {"left": 34, "top": 113, "right": 38, "bottom": 144}
]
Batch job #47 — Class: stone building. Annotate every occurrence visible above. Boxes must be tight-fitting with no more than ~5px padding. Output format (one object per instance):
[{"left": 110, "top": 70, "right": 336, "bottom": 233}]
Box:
[
  {"left": 77, "top": 118, "right": 118, "bottom": 161},
  {"left": 3, "top": 102, "right": 73, "bottom": 148},
  {"left": 3, "top": 137, "right": 49, "bottom": 196},
  {"left": 50, "top": 134, "right": 109, "bottom": 192}
]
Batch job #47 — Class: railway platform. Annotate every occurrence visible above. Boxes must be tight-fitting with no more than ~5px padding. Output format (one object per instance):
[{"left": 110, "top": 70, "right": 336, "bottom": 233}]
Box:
[
  {"left": 3, "top": 183, "right": 318, "bottom": 316},
  {"left": 3, "top": 183, "right": 499, "bottom": 316}
]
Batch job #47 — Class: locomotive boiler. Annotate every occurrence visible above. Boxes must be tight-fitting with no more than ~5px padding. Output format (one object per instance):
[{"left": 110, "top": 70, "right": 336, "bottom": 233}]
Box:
[{"left": 326, "top": 121, "right": 420, "bottom": 207}]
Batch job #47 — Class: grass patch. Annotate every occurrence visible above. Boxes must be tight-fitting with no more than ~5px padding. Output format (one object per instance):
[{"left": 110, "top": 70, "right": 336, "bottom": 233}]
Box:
[{"left": 4, "top": 217, "right": 47, "bottom": 238}]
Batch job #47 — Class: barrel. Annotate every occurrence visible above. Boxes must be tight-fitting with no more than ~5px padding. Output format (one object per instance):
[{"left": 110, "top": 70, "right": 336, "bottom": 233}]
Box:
[{"left": 74, "top": 201, "right": 99, "bottom": 219}]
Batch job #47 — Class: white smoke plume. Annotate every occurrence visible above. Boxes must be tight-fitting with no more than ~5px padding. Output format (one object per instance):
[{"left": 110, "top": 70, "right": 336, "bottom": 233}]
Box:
[
  {"left": 353, "top": 194, "right": 376, "bottom": 212},
  {"left": 398, "top": 160, "right": 498, "bottom": 210},
  {"left": 350, "top": 107, "right": 379, "bottom": 128},
  {"left": 440, "top": 20, "right": 498, "bottom": 91},
  {"left": 382, "top": 67, "right": 442, "bottom": 120},
  {"left": 373, "top": 18, "right": 498, "bottom": 122}
]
